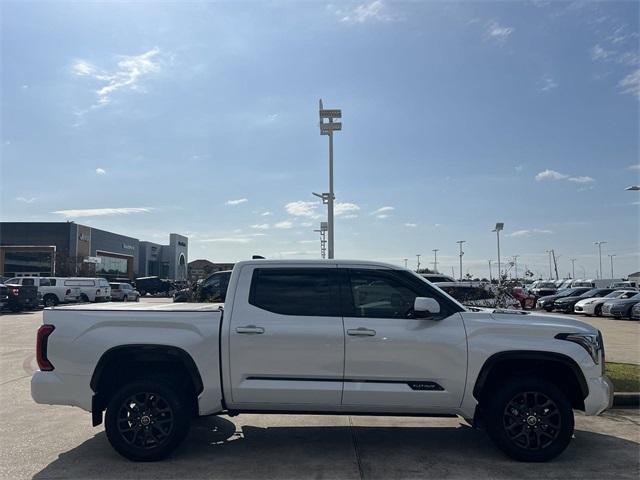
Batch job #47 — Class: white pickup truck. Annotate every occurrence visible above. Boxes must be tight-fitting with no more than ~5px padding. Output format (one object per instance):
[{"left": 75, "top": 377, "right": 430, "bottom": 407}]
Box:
[{"left": 32, "top": 260, "right": 613, "bottom": 462}]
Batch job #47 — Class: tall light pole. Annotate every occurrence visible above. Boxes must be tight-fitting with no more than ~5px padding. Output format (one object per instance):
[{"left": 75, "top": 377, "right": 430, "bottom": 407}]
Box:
[
  {"left": 432, "top": 249, "right": 439, "bottom": 272},
  {"left": 570, "top": 258, "right": 576, "bottom": 279},
  {"left": 594, "top": 241, "right": 606, "bottom": 279},
  {"left": 512, "top": 255, "right": 520, "bottom": 281},
  {"left": 545, "top": 250, "right": 553, "bottom": 280},
  {"left": 313, "top": 222, "right": 328, "bottom": 259},
  {"left": 456, "top": 241, "right": 466, "bottom": 280},
  {"left": 403, "top": 258, "right": 408, "bottom": 268},
  {"left": 318, "top": 100, "right": 341, "bottom": 259},
  {"left": 608, "top": 254, "right": 616, "bottom": 278},
  {"left": 488, "top": 260, "right": 493, "bottom": 283},
  {"left": 493, "top": 223, "right": 504, "bottom": 285},
  {"left": 416, "top": 254, "right": 421, "bottom": 272}
]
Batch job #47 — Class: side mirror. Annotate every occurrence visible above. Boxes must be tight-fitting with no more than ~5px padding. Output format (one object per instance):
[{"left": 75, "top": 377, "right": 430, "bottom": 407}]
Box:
[{"left": 414, "top": 297, "right": 440, "bottom": 317}]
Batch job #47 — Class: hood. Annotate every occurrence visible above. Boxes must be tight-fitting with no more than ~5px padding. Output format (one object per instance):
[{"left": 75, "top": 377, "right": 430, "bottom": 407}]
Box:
[
  {"left": 464, "top": 310, "right": 597, "bottom": 336},
  {"left": 554, "top": 295, "right": 582, "bottom": 303},
  {"left": 605, "top": 298, "right": 640, "bottom": 306}
]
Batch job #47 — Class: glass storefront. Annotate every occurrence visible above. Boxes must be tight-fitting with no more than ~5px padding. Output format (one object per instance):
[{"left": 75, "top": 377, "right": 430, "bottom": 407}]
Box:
[
  {"left": 3, "top": 250, "right": 54, "bottom": 276},
  {"left": 96, "top": 255, "right": 129, "bottom": 277}
]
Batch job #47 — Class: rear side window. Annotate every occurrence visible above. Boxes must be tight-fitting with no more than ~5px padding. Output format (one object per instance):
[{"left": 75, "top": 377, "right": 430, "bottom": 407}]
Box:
[
  {"left": 21, "top": 278, "right": 35, "bottom": 286},
  {"left": 250, "top": 268, "right": 338, "bottom": 317},
  {"left": 65, "top": 280, "right": 95, "bottom": 286}
]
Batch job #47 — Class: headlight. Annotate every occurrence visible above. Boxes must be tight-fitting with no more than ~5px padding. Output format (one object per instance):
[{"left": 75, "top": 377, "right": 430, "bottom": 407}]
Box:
[{"left": 556, "top": 332, "right": 603, "bottom": 365}]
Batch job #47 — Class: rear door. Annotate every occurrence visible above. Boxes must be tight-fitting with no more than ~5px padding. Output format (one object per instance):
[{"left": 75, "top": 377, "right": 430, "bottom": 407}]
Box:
[
  {"left": 228, "top": 265, "right": 344, "bottom": 407},
  {"left": 340, "top": 267, "right": 467, "bottom": 410}
]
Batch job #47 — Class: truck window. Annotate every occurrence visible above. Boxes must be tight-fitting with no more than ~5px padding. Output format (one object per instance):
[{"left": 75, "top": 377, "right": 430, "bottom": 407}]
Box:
[
  {"left": 21, "top": 278, "right": 35, "bottom": 286},
  {"left": 249, "top": 268, "right": 338, "bottom": 317},
  {"left": 39, "top": 278, "right": 51, "bottom": 286},
  {"left": 348, "top": 271, "right": 418, "bottom": 318}
]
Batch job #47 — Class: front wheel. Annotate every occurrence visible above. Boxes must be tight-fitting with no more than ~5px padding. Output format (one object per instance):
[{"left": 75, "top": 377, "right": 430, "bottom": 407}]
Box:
[
  {"left": 594, "top": 305, "right": 603, "bottom": 317},
  {"left": 485, "top": 378, "right": 574, "bottom": 462},
  {"left": 123, "top": 295, "right": 128, "bottom": 302},
  {"left": 105, "top": 380, "right": 191, "bottom": 461}
]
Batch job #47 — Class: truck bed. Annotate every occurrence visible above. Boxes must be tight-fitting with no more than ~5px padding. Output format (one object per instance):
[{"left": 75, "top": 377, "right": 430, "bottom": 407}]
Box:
[{"left": 48, "top": 302, "right": 222, "bottom": 312}]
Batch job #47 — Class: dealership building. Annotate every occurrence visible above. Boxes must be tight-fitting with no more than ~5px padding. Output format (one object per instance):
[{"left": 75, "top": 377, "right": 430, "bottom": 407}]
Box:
[{"left": 0, "top": 222, "right": 188, "bottom": 281}]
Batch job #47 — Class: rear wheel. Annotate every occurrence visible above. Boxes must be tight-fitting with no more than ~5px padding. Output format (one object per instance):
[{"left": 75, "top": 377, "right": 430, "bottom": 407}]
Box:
[
  {"left": 594, "top": 305, "right": 603, "bottom": 316},
  {"left": 123, "top": 295, "right": 128, "bottom": 302},
  {"left": 43, "top": 294, "right": 58, "bottom": 307},
  {"left": 105, "top": 380, "right": 191, "bottom": 461},
  {"left": 80, "top": 293, "right": 89, "bottom": 303},
  {"left": 485, "top": 378, "right": 574, "bottom": 462}
]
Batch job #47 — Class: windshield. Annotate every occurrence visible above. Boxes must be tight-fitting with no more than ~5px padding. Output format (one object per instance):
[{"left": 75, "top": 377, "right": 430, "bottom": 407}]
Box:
[{"left": 537, "top": 282, "right": 556, "bottom": 288}]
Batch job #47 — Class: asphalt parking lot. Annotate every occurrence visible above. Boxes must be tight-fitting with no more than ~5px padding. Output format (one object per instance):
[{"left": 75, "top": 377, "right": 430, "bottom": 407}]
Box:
[{"left": 1, "top": 301, "right": 638, "bottom": 480}]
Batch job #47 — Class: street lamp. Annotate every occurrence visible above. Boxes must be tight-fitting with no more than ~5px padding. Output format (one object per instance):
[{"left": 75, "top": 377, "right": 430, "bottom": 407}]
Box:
[
  {"left": 456, "top": 241, "right": 466, "bottom": 280},
  {"left": 403, "top": 258, "right": 408, "bottom": 268},
  {"left": 608, "top": 254, "right": 616, "bottom": 278},
  {"left": 545, "top": 250, "right": 553, "bottom": 280},
  {"left": 416, "top": 254, "right": 421, "bottom": 272},
  {"left": 432, "top": 249, "right": 439, "bottom": 273},
  {"left": 488, "top": 259, "right": 493, "bottom": 283},
  {"left": 492, "top": 223, "right": 504, "bottom": 285},
  {"left": 594, "top": 241, "right": 606, "bottom": 279},
  {"left": 570, "top": 258, "right": 576, "bottom": 279},
  {"left": 512, "top": 255, "right": 520, "bottom": 281},
  {"left": 318, "top": 99, "right": 341, "bottom": 259},
  {"left": 313, "top": 222, "right": 328, "bottom": 259}
]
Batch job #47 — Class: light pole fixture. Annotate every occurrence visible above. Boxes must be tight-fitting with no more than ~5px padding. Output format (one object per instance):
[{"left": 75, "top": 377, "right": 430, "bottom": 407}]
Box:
[
  {"left": 432, "top": 249, "right": 439, "bottom": 273},
  {"left": 492, "top": 223, "right": 504, "bottom": 285},
  {"left": 416, "top": 254, "right": 421, "bottom": 272},
  {"left": 570, "top": 258, "right": 576, "bottom": 279},
  {"left": 456, "top": 241, "right": 466, "bottom": 281},
  {"left": 608, "top": 254, "right": 616, "bottom": 278},
  {"left": 318, "top": 99, "right": 341, "bottom": 259},
  {"left": 594, "top": 241, "right": 606, "bottom": 279}
]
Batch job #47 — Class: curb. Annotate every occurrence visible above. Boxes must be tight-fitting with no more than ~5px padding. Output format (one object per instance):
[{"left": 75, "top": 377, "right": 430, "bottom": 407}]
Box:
[{"left": 613, "top": 392, "right": 640, "bottom": 408}]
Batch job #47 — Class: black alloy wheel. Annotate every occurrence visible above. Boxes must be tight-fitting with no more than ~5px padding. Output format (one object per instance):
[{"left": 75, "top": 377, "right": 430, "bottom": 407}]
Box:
[
  {"left": 116, "top": 392, "right": 174, "bottom": 450},
  {"left": 503, "top": 392, "right": 561, "bottom": 451}
]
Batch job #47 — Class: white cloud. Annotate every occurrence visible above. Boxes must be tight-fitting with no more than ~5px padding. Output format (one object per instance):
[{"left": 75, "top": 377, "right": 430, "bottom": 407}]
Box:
[
  {"left": 539, "top": 75, "right": 558, "bottom": 91},
  {"left": 261, "top": 211, "right": 272, "bottom": 216},
  {"left": 485, "top": 21, "right": 514, "bottom": 43},
  {"left": 52, "top": 207, "right": 152, "bottom": 218},
  {"left": 340, "top": 214, "right": 359, "bottom": 219},
  {"left": 251, "top": 223, "right": 270, "bottom": 230},
  {"left": 15, "top": 196, "right": 37, "bottom": 204},
  {"left": 376, "top": 214, "right": 390, "bottom": 219},
  {"left": 225, "top": 198, "right": 248, "bottom": 206},
  {"left": 285, "top": 201, "right": 318, "bottom": 217},
  {"left": 95, "top": 167, "right": 106, "bottom": 175},
  {"left": 591, "top": 44, "right": 613, "bottom": 60},
  {"left": 628, "top": 164, "right": 640, "bottom": 171},
  {"left": 371, "top": 206, "right": 395, "bottom": 216},
  {"left": 334, "top": 202, "right": 360, "bottom": 217},
  {"left": 299, "top": 240, "right": 316, "bottom": 244},
  {"left": 332, "top": 1, "right": 398, "bottom": 24},
  {"left": 300, "top": 221, "right": 314, "bottom": 227},
  {"left": 72, "top": 47, "right": 162, "bottom": 107},
  {"left": 405, "top": 223, "right": 417, "bottom": 228},
  {"left": 274, "top": 221, "right": 293, "bottom": 229},
  {"left": 507, "top": 228, "right": 554, "bottom": 238},
  {"left": 200, "top": 237, "right": 251, "bottom": 244},
  {"left": 514, "top": 164, "right": 524, "bottom": 172},
  {"left": 618, "top": 69, "right": 640, "bottom": 98},
  {"left": 535, "top": 170, "right": 595, "bottom": 184}
]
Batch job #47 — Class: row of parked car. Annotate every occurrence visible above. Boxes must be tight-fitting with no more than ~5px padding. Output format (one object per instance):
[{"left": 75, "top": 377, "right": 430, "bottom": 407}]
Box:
[
  {"left": 534, "top": 286, "right": 640, "bottom": 320},
  {"left": 0, "top": 276, "right": 144, "bottom": 313}
]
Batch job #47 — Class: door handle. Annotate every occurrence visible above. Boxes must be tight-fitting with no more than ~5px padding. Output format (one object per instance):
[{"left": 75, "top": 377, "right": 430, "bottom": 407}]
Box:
[
  {"left": 236, "top": 326, "right": 265, "bottom": 334},
  {"left": 347, "top": 328, "right": 376, "bottom": 337}
]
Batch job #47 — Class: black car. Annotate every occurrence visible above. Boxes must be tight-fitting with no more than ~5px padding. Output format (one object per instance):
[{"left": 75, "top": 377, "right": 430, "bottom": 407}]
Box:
[
  {"left": 552, "top": 288, "right": 615, "bottom": 313},
  {"left": 173, "top": 271, "right": 232, "bottom": 303},
  {"left": 601, "top": 293, "right": 640, "bottom": 319},
  {"left": 1, "top": 282, "right": 39, "bottom": 312},
  {"left": 530, "top": 281, "right": 558, "bottom": 298},
  {"left": 536, "top": 287, "right": 593, "bottom": 311},
  {"left": 134, "top": 276, "right": 176, "bottom": 297}
]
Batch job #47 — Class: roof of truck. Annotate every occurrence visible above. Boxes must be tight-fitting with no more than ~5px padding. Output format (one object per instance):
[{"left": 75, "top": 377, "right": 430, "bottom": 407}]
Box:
[
  {"left": 49, "top": 302, "right": 222, "bottom": 312},
  {"left": 235, "top": 259, "right": 401, "bottom": 268}
]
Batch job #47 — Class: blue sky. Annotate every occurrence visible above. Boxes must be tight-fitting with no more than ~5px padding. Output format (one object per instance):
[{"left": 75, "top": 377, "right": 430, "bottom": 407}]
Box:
[{"left": 1, "top": 0, "right": 638, "bottom": 279}]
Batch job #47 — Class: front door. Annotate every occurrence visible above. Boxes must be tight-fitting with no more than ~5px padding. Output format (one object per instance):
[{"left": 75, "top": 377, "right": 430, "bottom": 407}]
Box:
[
  {"left": 340, "top": 267, "right": 467, "bottom": 410},
  {"left": 228, "top": 265, "right": 344, "bottom": 407}
]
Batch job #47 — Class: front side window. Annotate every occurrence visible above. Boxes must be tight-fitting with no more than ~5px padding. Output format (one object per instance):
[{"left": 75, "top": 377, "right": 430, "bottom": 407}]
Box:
[
  {"left": 21, "top": 278, "right": 35, "bottom": 286},
  {"left": 348, "top": 270, "right": 418, "bottom": 318},
  {"left": 250, "top": 268, "right": 338, "bottom": 316}
]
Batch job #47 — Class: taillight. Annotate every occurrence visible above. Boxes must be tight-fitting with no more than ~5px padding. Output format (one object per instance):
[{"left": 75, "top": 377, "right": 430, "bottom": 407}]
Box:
[
  {"left": 36, "top": 325, "right": 55, "bottom": 371},
  {"left": 96, "top": 289, "right": 100, "bottom": 295},
  {"left": 65, "top": 289, "right": 71, "bottom": 295},
  {"left": 10, "top": 287, "right": 19, "bottom": 296}
]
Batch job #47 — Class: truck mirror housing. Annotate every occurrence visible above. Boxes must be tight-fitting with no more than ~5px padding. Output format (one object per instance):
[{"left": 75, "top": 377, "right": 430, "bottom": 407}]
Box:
[{"left": 414, "top": 297, "right": 440, "bottom": 316}]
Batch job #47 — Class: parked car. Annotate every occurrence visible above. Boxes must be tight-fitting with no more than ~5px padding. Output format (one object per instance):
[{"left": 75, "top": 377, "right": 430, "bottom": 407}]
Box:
[
  {"left": 574, "top": 290, "right": 638, "bottom": 316},
  {"left": 434, "top": 282, "right": 520, "bottom": 309},
  {"left": 511, "top": 287, "right": 536, "bottom": 309},
  {"left": 32, "top": 259, "right": 613, "bottom": 462},
  {"left": 552, "top": 288, "right": 615, "bottom": 313},
  {"left": 1, "top": 282, "right": 39, "bottom": 312},
  {"left": 0, "top": 284, "right": 8, "bottom": 310},
  {"left": 631, "top": 302, "right": 640, "bottom": 320},
  {"left": 601, "top": 293, "right": 640, "bottom": 319},
  {"left": 536, "top": 287, "right": 594, "bottom": 311},
  {"left": 62, "top": 278, "right": 111, "bottom": 302},
  {"left": 421, "top": 273, "right": 457, "bottom": 284},
  {"left": 135, "top": 276, "right": 175, "bottom": 297},
  {"left": 530, "top": 281, "right": 557, "bottom": 298},
  {"left": 609, "top": 281, "right": 637, "bottom": 290},
  {"left": 109, "top": 283, "right": 140, "bottom": 302},
  {"left": 4, "top": 276, "right": 81, "bottom": 307}
]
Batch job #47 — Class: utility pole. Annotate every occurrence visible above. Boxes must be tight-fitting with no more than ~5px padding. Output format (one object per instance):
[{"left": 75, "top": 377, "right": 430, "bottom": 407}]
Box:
[
  {"left": 488, "top": 260, "right": 493, "bottom": 283},
  {"left": 493, "top": 223, "right": 504, "bottom": 285},
  {"left": 594, "top": 241, "right": 606, "bottom": 279},
  {"left": 456, "top": 241, "right": 466, "bottom": 281},
  {"left": 313, "top": 222, "right": 328, "bottom": 259},
  {"left": 570, "top": 258, "right": 576, "bottom": 279},
  {"left": 451, "top": 266, "right": 455, "bottom": 278},
  {"left": 416, "top": 254, "right": 421, "bottom": 272},
  {"left": 403, "top": 258, "right": 408, "bottom": 268},
  {"left": 545, "top": 250, "right": 553, "bottom": 279},
  {"left": 432, "top": 249, "right": 439, "bottom": 272},
  {"left": 551, "top": 250, "right": 559, "bottom": 280},
  {"left": 608, "top": 254, "right": 616, "bottom": 278},
  {"left": 318, "top": 100, "right": 341, "bottom": 259},
  {"left": 512, "top": 255, "right": 520, "bottom": 281}
]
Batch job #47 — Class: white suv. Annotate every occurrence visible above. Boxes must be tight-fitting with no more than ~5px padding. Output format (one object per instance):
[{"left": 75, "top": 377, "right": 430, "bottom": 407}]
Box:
[
  {"left": 63, "top": 278, "right": 111, "bottom": 302},
  {"left": 5, "top": 277, "right": 80, "bottom": 307}
]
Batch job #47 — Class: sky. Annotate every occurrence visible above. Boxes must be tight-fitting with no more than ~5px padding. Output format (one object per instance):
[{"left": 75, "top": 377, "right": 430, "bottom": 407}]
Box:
[{"left": 1, "top": 0, "right": 639, "bottom": 280}]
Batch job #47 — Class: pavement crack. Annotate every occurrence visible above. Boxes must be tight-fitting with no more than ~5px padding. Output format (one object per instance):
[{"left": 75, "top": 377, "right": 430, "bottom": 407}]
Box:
[{"left": 348, "top": 416, "right": 365, "bottom": 480}]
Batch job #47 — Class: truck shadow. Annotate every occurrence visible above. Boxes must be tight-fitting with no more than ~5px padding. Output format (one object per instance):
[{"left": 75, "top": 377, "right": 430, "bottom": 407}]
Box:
[{"left": 33, "top": 415, "right": 640, "bottom": 480}]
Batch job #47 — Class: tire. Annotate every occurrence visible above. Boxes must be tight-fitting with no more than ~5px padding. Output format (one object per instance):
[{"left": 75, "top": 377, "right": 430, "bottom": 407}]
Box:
[
  {"left": 80, "top": 293, "right": 89, "bottom": 303},
  {"left": 135, "top": 295, "right": 140, "bottom": 302},
  {"left": 123, "top": 295, "right": 128, "bottom": 302},
  {"left": 105, "top": 380, "right": 191, "bottom": 462},
  {"left": 544, "top": 307, "right": 553, "bottom": 312},
  {"left": 594, "top": 305, "right": 603, "bottom": 317},
  {"left": 43, "top": 294, "right": 58, "bottom": 307},
  {"left": 485, "top": 377, "right": 574, "bottom": 462}
]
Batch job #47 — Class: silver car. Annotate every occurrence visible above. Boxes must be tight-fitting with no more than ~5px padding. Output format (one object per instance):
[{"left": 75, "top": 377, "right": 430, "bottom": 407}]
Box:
[{"left": 108, "top": 283, "right": 140, "bottom": 302}]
